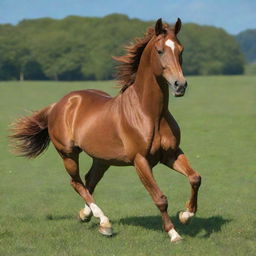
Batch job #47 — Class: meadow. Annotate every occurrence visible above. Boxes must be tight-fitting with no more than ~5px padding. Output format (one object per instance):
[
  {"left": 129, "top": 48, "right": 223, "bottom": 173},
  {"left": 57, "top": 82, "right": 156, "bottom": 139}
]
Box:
[{"left": 0, "top": 76, "right": 255, "bottom": 256}]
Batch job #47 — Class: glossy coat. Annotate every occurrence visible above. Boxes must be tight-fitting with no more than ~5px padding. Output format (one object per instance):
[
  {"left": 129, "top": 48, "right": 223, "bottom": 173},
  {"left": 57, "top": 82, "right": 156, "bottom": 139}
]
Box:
[{"left": 10, "top": 18, "right": 201, "bottom": 241}]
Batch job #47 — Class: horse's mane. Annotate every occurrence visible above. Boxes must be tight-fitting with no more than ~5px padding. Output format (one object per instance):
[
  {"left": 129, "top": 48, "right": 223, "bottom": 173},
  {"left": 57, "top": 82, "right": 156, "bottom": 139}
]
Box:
[{"left": 113, "top": 27, "right": 155, "bottom": 93}]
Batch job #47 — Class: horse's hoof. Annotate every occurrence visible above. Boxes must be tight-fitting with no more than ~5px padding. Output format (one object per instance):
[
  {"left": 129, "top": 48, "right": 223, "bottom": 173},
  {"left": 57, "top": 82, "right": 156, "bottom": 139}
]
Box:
[
  {"left": 178, "top": 211, "right": 194, "bottom": 225},
  {"left": 169, "top": 228, "right": 183, "bottom": 243},
  {"left": 171, "top": 236, "right": 183, "bottom": 243},
  {"left": 79, "top": 209, "right": 92, "bottom": 222},
  {"left": 99, "top": 225, "right": 113, "bottom": 237}
]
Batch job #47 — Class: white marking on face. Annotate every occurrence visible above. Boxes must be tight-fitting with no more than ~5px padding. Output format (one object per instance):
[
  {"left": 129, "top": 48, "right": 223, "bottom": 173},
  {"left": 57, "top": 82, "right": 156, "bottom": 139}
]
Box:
[
  {"left": 89, "top": 203, "right": 110, "bottom": 225},
  {"left": 165, "top": 39, "right": 175, "bottom": 52}
]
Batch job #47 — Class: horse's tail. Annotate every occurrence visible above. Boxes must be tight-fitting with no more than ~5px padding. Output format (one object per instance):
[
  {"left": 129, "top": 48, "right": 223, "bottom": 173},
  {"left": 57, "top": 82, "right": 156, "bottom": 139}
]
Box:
[{"left": 9, "top": 105, "right": 53, "bottom": 158}]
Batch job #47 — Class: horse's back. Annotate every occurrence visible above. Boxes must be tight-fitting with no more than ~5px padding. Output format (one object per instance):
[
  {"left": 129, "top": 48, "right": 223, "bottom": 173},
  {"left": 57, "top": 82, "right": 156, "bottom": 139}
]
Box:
[{"left": 48, "top": 89, "right": 112, "bottom": 129}]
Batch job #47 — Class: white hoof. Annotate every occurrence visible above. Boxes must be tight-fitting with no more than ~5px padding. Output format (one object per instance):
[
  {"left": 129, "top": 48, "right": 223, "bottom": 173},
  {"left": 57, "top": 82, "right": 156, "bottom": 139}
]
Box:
[
  {"left": 99, "top": 220, "right": 113, "bottom": 236},
  {"left": 99, "top": 225, "right": 113, "bottom": 236},
  {"left": 179, "top": 210, "right": 194, "bottom": 224},
  {"left": 168, "top": 228, "right": 183, "bottom": 243}
]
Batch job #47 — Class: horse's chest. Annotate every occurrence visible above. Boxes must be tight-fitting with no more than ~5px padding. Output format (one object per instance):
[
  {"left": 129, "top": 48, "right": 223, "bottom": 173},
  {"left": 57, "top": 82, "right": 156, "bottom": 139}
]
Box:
[
  {"left": 135, "top": 124, "right": 162, "bottom": 158},
  {"left": 149, "top": 129, "right": 161, "bottom": 154}
]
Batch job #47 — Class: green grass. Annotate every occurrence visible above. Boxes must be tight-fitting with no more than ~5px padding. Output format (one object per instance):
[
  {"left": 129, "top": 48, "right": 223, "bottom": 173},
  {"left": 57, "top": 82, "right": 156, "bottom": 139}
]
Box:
[
  {"left": 245, "top": 63, "right": 256, "bottom": 75},
  {"left": 0, "top": 76, "right": 255, "bottom": 256}
]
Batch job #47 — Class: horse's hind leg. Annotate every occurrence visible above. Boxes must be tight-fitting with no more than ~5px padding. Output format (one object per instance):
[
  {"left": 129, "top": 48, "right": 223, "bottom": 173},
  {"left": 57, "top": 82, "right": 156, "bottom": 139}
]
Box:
[
  {"left": 79, "top": 160, "right": 109, "bottom": 223},
  {"left": 59, "top": 150, "right": 112, "bottom": 236},
  {"left": 161, "top": 148, "right": 201, "bottom": 224},
  {"left": 85, "top": 159, "right": 109, "bottom": 194}
]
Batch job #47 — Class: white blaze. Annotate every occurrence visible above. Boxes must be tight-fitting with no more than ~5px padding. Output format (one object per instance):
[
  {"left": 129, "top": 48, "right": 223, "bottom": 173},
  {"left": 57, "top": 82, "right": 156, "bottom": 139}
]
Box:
[
  {"left": 165, "top": 39, "right": 184, "bottom": 77},
  {"left": 165, "top": 39, "right": 175, "bottom": 52}
]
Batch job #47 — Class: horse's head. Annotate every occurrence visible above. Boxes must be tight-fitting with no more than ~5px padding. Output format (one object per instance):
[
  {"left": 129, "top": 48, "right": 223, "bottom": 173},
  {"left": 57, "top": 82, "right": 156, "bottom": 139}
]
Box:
[{"left": 152, "top": 18, "right": 187, "bottom": 97}]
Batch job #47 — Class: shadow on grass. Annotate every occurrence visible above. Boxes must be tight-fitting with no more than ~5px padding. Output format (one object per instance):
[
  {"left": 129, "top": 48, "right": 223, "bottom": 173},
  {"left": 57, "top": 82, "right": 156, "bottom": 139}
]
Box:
[
  {"left": 45, "top": 214, "right": 74, "bottom": 221},
  {"left": 119, "top": 215, "right": 232, "bottom": 238}
]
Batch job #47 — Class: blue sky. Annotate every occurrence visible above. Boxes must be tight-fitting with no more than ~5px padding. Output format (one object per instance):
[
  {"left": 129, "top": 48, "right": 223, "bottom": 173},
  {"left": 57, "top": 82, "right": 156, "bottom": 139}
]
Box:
[{"left": 0, "top": 0, "right": 255, "bottom": 34}]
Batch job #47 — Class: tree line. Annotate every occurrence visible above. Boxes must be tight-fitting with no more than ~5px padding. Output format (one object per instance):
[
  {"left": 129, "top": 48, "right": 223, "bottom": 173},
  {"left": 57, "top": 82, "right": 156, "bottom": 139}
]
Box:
[
  {"left": 236, "top": 29, "right": 256, "bottom": 63},
  {"left": 0, "top": 14, "right": 245, "bottom": 81}
]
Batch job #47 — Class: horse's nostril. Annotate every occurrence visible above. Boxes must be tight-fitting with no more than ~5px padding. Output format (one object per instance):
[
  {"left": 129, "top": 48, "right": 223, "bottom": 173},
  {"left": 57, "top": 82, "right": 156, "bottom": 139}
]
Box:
[
  {"left": 174, "top": 81, "right": 179, "bottom": 87},
  {"left": 184, "top": 81, "right": 188, "bottom": 88}
]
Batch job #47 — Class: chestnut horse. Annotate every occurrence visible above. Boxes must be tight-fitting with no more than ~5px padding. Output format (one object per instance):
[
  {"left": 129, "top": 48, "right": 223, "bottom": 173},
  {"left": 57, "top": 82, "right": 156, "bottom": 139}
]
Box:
[{"left": 10, "top": 18, "right": 201, "bottom": 242}]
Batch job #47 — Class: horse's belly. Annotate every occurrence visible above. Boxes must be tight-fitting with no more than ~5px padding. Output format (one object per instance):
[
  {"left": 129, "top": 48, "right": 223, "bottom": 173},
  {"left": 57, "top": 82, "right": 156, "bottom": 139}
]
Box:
[
  {"left": 80, "top": 134, "right": 129, "bottom": 163},
  {"left": 75, "top": 114, "right": 130, "bottom": 163}
]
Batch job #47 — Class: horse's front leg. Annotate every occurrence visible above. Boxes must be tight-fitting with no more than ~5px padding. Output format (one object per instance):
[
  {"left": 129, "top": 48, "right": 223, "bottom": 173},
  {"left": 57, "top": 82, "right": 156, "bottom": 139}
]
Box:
[
  {"left": 161, "top": 148, "right": 201, "bottom": 224},
  {"left": 134, "top": 153, "right": 182, "bottom": 242}
]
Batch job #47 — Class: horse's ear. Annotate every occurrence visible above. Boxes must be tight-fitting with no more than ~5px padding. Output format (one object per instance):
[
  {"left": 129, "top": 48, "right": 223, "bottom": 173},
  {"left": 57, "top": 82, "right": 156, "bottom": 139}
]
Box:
[
  {"left": 155, "top": 18, "right": 163, "bottom": 36},
  {"left": 174, "top": 18, "right": 182, "bottom": 35}
]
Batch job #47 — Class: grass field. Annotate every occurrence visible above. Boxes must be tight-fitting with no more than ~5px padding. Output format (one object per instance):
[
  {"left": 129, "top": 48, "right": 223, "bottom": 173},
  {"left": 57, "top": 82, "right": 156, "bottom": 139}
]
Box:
[{"left": 0, "top": 76, "right": 255, "bottom": 256}]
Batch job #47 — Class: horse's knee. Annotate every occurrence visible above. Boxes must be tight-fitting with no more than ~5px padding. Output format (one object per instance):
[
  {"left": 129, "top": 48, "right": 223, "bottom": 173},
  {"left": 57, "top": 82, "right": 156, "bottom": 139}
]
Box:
[
  {"left": 155, "top": 194, "right": 168, "bottom": 212},
  {"left": 70, "top": 178, "right": 76, "bottom": 188},
  {"left": 189, "top": 174, "right": 201, "bottom": 189},
  {"left": 70, "top": 177, "right": 81, "bottom": 190}
]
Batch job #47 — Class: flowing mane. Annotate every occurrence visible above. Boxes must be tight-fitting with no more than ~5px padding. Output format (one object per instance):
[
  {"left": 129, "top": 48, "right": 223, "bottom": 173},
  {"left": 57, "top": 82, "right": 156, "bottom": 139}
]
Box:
[{"left": 113, "top": 27, "right": 155, "bottom": 92}]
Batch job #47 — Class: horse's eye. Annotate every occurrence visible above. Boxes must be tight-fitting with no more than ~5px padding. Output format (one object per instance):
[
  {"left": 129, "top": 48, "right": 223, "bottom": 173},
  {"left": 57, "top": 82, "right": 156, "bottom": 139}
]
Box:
[{"left": 157, "top": 49, "right": 164, "bottom": 55}]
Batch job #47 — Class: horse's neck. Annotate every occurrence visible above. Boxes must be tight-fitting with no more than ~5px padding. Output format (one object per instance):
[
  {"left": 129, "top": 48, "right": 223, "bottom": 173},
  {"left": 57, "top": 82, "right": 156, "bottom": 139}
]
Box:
[
  {"left": 130, "top": 63, "right": 169, "bottom": 121},
  {"left": 120, "top": 41, "right": 169, "bottom": 123}
]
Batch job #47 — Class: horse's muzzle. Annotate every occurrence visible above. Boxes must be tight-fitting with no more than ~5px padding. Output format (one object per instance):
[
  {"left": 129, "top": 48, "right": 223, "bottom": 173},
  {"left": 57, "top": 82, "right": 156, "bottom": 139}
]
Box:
[{"left": 173, "top": 81, "right": 187, "bottom": 97}]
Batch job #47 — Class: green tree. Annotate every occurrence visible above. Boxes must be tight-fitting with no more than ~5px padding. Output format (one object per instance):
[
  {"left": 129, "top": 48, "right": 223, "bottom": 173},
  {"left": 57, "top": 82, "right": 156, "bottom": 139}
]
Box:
[
  {"left": 236, "top": 29, "right": 256, "bottom": 63},
  {"left": 0, "top": 14, "right": 246, "bottom": 81}
]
